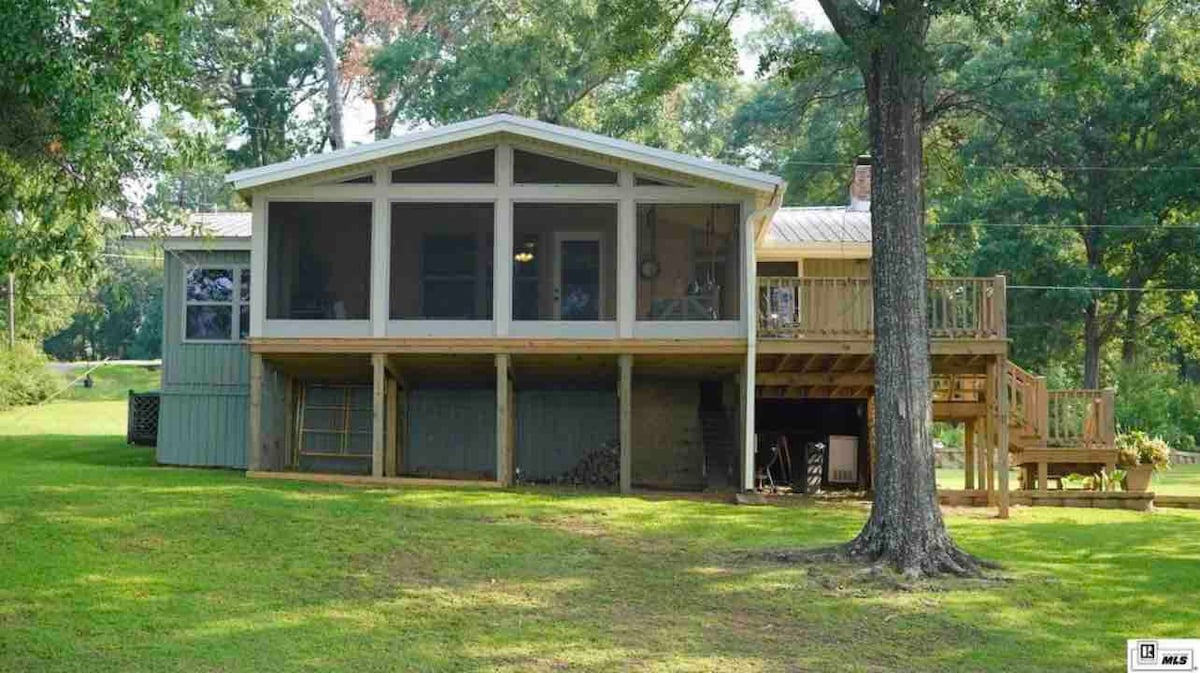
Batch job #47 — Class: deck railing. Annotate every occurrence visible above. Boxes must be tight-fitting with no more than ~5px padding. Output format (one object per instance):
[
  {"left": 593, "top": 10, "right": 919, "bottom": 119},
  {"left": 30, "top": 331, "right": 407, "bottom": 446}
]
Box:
[
  {"left": 757, "top": 276, "right": 1006, "bottom": 340},
  {"left": 1046, "top": 389, "right": 1116, "bottom": 448}
]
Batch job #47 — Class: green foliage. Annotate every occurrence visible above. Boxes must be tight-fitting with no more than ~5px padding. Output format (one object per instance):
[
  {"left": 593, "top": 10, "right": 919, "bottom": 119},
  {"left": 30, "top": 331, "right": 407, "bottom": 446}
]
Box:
[
  {"left": 0, "top": 344, "right": 57, "bottom": 410},
  {"left": 44, "top": 257, "right": 163, "bottom": 361},
  {"left": 1114, "top": 363, "right": 1200, "bottom": 452},
  {"left": 1115, "top": 430, "right": 1172, "bottom": 472}
]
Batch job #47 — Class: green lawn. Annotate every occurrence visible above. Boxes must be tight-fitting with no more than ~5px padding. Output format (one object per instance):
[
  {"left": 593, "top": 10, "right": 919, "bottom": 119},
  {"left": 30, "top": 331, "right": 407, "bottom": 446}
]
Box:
[
  {"left": 55, "top": 363, "right": 161, "bottom": 401},
  {"left": 938, "top": 465, "right": 1200, "bottom": 495},
  {"left": 3, "top": 402, "right": 1200, "bottom": 671}
]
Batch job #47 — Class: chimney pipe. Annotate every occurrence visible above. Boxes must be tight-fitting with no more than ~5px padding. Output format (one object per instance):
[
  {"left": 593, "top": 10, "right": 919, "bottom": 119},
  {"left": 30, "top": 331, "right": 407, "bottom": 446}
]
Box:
[{"left": 848, "top": 155, "right": 871, "bottom": 212}]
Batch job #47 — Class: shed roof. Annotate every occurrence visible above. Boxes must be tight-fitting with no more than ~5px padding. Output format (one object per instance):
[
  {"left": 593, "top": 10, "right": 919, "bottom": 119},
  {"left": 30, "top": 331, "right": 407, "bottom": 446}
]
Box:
[
  {"left": 227, "top": 114, "right": 786, "bottom": 193},
  {"left": 764, "top": 207, "right": 871, "bottom": 245}
]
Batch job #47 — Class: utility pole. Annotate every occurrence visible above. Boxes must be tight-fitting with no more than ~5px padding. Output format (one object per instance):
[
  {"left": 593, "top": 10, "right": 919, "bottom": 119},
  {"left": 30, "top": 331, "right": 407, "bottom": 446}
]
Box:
[{"left": 7, "top": 272, "right": 13, "bottom": 348}]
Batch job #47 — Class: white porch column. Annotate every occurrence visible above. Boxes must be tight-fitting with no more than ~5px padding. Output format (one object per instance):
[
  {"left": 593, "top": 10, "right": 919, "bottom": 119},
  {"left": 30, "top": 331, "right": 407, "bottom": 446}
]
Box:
[
  {"left": 249, "top": 196, "right": 267, "bottom": 337},
  {"left": 617, "top": 170, "right": 636, "bottom": 338},
  {"left": 741, "top": 199, "right": 759, "bottom": 491},
  {"left": 494, "top": 144, "right": 514, "bottom": 336},
  {"left": 371, "top": 190, "right": 391, "bottom": 337}
]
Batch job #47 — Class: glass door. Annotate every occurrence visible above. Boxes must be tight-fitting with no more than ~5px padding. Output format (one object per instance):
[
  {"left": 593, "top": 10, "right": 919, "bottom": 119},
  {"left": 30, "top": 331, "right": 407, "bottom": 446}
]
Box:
[{"left": 552, "top": 233, "right": 603, "bottom": 320}]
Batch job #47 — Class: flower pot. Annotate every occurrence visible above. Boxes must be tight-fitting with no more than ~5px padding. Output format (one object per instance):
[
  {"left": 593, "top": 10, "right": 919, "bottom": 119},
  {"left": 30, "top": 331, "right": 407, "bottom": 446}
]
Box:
[{"left": 1124, "top": 464, "right": 1154, "bottom": 492}]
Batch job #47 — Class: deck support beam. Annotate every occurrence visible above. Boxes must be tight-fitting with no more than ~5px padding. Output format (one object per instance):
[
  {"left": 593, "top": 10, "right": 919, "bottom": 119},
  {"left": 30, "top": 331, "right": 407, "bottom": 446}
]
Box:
[
  {"left": 618, "top": 354, "right": 633, "bottom": 494},
  {"left": 248, "top": 353, "right": 264, "bottom": 471},
  {"left": 741, "top": 346, "right": 757, "bottom": 491},
  {"left": 963, "top": 421, "right": 975, "bottom": 490},
  {"left": 994, "top": 354, "right": 1010, "bottom": 518},
  {"left": 371, "top": 354, "right": 386, "bottom": 478},
  {"left": 386, "top": 373, "right": 399, "bottom": 477},
  {"left": 496, "top": 353, "right": 514, "bottom": 486}
]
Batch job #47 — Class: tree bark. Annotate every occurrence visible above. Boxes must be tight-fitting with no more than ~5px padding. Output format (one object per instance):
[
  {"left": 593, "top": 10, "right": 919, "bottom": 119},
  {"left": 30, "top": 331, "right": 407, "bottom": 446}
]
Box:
[
  {"left": 317, "top": 0, "right": 345, "bottom": 151},
  {"left": 818, "top": 0, "right": 989, "bottom": 578}
]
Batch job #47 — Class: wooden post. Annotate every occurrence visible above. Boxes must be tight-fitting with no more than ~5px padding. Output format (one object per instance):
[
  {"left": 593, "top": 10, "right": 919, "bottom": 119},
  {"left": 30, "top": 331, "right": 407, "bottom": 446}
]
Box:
[
  {"left": 1101, "top": 387, "right": 1116, "bottom": 448},
  {"left": 866, "top": 394, "right": 876, "bottom": 490},
  {"left": 495, "top": 353, "right": 513, "bottom": 486},
  {"left": 618, "top": 354, "right": 633, "bottom": 494},
  {"left": 996, "top": 355, "right": 1010, "bottom": 518},
  {"left": 283, "top": 375, "right": 295, "bottom": 471},
  {"left": 963, "top": 420, "right": 975, "bottom": 490},
  {"left": 371, "top": 353, "right": 385, "bottom": 478},
  {"left": 976, "top": 419, "right": 987, "bottom": 495},
  {"left": 386, "top": 375, "right": 398, "bottom": 477},
  {"left": 248, "top": 354, "right": 264, "bottom": 471}
]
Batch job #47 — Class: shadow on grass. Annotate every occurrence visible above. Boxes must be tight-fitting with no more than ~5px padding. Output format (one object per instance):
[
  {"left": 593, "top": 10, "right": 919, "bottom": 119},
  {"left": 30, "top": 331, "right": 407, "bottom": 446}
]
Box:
[{"left": 5, "top": 432, "right": 1200, "bottom": 671}]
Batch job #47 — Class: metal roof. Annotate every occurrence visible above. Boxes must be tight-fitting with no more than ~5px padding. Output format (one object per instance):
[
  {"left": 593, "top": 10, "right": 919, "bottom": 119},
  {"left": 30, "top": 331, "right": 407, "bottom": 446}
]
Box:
[
  {"left": 764, "top": 206, "right": 871, "bottom": 245},
  {"left": 227, "top": 113, "right": 786, "bottom": 193}
]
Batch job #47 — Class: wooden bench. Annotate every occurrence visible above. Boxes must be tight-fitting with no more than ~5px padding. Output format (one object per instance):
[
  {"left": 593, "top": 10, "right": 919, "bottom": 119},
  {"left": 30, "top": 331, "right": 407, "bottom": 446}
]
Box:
[{"left": 1011, "top": 447, "right": 1118, "bottom": 491}]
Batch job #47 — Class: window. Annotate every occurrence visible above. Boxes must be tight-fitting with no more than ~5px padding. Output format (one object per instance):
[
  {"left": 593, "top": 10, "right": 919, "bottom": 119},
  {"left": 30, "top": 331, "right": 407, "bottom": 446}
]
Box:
[
  {"left": 185, "top": 267, "right": 250, "bottom": 341},
  {"left": 512, "top": 203, "right": 617, "bottom": 321},
  {"left": 266, "top": 202, "right": 372, "bottom": 320},
  {"left": 390, "top": 203, "right": 494, "bottom": 320},
  {"left": 512, "top": 150, "right": 618, "bottom": 184},
  {"left": 390, "top": 150, "right": 495, "bottom": 183},
  {"left": 636, "top": 204, "right": 740, "bottom": 321}
]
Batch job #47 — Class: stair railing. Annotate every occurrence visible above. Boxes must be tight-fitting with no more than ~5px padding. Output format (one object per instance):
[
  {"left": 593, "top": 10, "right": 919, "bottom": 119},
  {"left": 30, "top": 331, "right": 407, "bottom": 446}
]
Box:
[{"left": 1006, "top": 362, "right": 1047, "bottom": 442}]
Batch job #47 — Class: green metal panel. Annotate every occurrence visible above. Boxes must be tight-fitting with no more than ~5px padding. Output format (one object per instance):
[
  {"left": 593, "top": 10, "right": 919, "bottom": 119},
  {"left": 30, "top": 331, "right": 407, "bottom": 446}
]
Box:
[
  {"left": 406, "top": 387, "right": 496, "bottom": 477},
  {"left": 515, "top": 389, "right": 618, "bottom": 481},
  {"left": 156, "top": 249, "right": 252, "bottom": 468}
]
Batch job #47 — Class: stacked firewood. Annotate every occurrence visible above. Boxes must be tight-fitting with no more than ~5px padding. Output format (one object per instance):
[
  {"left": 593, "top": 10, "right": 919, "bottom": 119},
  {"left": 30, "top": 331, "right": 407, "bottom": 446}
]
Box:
[{"left": 558, "top": 440, "right": 620, "bottom": 486}]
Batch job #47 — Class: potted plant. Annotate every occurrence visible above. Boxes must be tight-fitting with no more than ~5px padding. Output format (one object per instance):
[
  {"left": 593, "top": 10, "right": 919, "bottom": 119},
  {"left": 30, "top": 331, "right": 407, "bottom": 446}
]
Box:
[{"left": 1116, "top": 430, "right": 1171, "bottom": 492}]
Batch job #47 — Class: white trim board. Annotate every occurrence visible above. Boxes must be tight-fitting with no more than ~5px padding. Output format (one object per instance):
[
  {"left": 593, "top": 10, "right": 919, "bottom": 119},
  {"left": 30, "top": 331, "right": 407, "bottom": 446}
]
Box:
[{"left": 229, "top": 114, "right": 785, "bottom": 194}]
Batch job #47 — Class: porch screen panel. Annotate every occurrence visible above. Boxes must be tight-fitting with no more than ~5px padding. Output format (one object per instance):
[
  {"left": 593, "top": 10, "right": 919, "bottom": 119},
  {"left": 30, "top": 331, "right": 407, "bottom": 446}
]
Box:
[
  {"left": 390, "top": 203, "right": 494, "bottom": 319},
  {"left": 636, "top": 204, "right": 740, "bottom": 321},
  {"left": 266, "top": 202, "right": 372, "bottom": 320},
  {"left": 512, "top": 203, "right": 617, "bottom": 321}
]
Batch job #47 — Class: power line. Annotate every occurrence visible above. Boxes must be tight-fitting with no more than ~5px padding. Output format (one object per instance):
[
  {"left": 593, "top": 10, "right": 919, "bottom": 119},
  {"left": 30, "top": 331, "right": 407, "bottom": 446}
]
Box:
[
  {"left": 1008, "top": 285, "right": 1200, "bottom": 293},
  {"left": 928, "top": 221, "right": 1200, "bottom": 230},
  {"left": 780, "top": 160, "right": 1200, "bottom": 172}
]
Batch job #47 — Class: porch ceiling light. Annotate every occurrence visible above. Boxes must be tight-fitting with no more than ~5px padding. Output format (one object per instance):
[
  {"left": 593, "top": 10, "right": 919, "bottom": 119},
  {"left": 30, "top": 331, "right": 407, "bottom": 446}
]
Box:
[{"left": 514, "top": 251, "right": 535, "bottom": 263}]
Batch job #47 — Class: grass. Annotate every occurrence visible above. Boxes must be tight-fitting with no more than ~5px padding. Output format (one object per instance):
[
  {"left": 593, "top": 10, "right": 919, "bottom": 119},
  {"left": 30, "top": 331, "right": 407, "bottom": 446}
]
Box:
[
  {"left": 55, "top": 364, "right": 161, "bottom": 402},
  {"left": 2, "top": 402, "right": 1200, "bottom": 671},
  {"left": 939, "top": 465, "right": 1200, "bottom": 496}
]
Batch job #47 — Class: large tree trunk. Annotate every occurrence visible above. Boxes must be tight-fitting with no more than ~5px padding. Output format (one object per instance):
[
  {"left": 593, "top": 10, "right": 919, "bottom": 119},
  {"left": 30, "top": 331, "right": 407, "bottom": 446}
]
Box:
[
  {"left": 819, "top": 0, "right": 987, "bottom": 578},
  {"left": 317, "top": 0, "right": 345, "bottom": 151}
]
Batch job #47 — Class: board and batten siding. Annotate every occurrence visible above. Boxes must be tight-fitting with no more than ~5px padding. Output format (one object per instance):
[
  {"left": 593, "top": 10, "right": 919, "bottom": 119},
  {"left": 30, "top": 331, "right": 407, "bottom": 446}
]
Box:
[
  {"left": 515, "top": 389, "right": 618, "bottom": 481},
  {"left": 157, "top": 249, "right": 252, "bottom": 468},
  {"left": 405, "top": 387, "right": 496, "bottom": 477}
]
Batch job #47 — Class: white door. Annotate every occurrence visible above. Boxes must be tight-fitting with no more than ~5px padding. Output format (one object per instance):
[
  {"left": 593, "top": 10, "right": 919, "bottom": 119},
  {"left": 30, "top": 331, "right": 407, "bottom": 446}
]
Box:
[{"left": 551, "top": 232, "right": 604, "bottom": 320}]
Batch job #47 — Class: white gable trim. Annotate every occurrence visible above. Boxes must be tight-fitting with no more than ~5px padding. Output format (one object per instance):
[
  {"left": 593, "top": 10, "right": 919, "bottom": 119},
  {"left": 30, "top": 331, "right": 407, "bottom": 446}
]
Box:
[{"left": 228, "top": 114, "right": 785, "bottom": 193}]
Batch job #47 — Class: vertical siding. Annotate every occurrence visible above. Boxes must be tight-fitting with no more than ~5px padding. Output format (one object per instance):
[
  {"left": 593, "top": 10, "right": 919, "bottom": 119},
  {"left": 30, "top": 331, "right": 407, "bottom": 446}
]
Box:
[
  {"left": 516, "top": 389, "right": 618, "bottom": 481},
  {"left": 156, "top": 249, "right": 253, "bottom": 468},
  {"left": 406, "top": 388, "right": 496, "bottom": 477}
]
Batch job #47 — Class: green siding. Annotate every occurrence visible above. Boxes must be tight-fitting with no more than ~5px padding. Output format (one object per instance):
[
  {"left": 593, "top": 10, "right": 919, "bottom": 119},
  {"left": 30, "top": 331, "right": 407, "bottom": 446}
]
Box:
[
  {"left": 406, "top": 388, "right": 496, "bottom": 477},
  {"left": 516, "top": 389, "right": 618, "bottom": 481},
  {"left": 156, "top": 249, "right": 252, "bottom": 468}
]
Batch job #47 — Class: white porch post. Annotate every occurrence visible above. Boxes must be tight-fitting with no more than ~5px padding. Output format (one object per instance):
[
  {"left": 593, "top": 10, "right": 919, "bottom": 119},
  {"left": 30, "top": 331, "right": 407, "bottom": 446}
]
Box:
[
  {"left": 371, "top": 183, "right": 391, "bottom": 336},
  {"left": 617, "top": 170, "right": 636, "bottom": 338},
  {"left": 249, "top": 195, "right": 267, "bottom": 338},
  {"left": 741, "top": 198, "right": 759, "bottom": 491},
  {"left": 494, "top": 144, "right": 514, "bottom": 336}
]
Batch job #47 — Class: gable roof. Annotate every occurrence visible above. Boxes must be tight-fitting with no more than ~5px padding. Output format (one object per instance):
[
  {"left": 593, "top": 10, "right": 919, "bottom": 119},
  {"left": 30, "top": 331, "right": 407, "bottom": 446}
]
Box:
[{"left": 227, "top": 114, "right": 786, "bottom": 193}]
